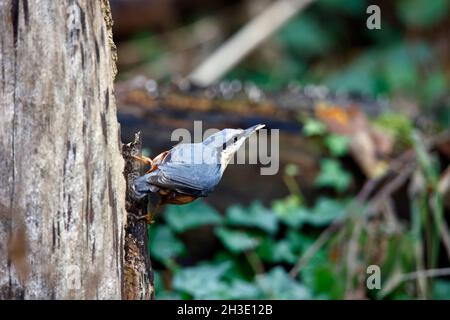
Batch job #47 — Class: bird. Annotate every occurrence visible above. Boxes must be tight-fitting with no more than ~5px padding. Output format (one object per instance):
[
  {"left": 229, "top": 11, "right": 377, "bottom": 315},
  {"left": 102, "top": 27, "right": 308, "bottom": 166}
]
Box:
[{"left": 131, "top": 124, "right": 265, "bottom": 223}]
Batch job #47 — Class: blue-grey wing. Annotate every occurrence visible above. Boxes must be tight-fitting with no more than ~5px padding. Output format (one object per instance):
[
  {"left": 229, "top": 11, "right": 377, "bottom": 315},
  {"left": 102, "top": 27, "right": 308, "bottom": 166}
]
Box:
[{"left": 141, "top": 162, "right": 221, "bottom": 197}]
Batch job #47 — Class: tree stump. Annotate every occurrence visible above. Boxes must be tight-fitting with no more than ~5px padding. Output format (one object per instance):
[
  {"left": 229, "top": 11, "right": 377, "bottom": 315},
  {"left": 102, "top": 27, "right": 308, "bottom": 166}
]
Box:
[{"left": 0, "top": 0, "right": 127, "bottom": 299}]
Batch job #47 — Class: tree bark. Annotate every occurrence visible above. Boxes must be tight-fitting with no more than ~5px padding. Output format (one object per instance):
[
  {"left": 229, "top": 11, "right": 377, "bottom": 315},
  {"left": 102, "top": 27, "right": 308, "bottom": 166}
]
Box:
[
  {"left": 122, "top": 133, "right": 154, "bottom": 300},
  {"left": 0, "top": 0, "right": 127, "bottom": 299}
]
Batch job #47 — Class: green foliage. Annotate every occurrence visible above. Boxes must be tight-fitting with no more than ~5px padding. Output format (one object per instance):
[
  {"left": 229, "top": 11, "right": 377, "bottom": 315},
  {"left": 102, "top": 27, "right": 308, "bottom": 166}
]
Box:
[
  {"left": 286, "top": 230, "right": 315, "bottom": 254},
  {"left": 315, "top": 159, "right": 352, "bottom": 192},
  {"left": 128, "top": 0, "right": 447, "bottom": 110},
  {"left": 309, "top": 197, "right": 347, "bottom": 225},
  {"left": 325, "top": 52, "right": 379, "bottom": 95},
  {"left": 164, "top": 200, "right": 223, "bottom": 232},
  {"left": 149, "top": 134, "right": 449, "bottom": 300},
  {"left": 149, "top": 171, "right": 350, "bottom": 300},
  {"left": 172, "top": 262, "right": 232, "bottom": 299},
  {"left": 322, "top": 41, "right": 442, "bottom": 102},
  {"left": 325, "top": 134, "right": 350, "bottom": 157},
  {"left": 148, "top": 127, "right": 448, "bottom": 300},
  {"left": 373, "top": 111, "right": 414, "bottom": 147},
  {"left": 278, "top": 14, "right": 335, "bottom": 58},
  {"left": 432, "top": 281, "right": 450, "bottom": 300},
  {"left": 382, "top": 45, "right": 420, "bottom": 93},
  {"left": 300, "top": 250, "right": 345, "bottom": 299},
  {"left": 256, "top": 238, "right": 298, "bottom": 264},
  {"left": 422, "top": 71, "right": 448, "bottom": 105},
  {"left": 226, "top": 201, "right": 278, "bottom": 234},
  {"left": 169, "top": 262, "right": 314, "bottom": 299},
  {"left": 142, "top": 2, "right": 449, "bottom": 299},
  {"left": 303, "top": 119, "right": 327, "bottom": 136},
  {"left": 216, "top": 227, "right": 260, "bottom": 254},
  {"left": 272, "top": 195, "right": 308, "bottom": 228},
  {"left": 256, "top": 267, "right": 311, "bottom": 299},
  {"left": 320, "top": 0, "right": 368, "bottom": 15},
  {"left": 225, "top": 280, "right": 261, "bottom": 299},
  {"left": 396, "top": 0, "right": 449, "bottom": 28},
  {"left": 273, "top": 196, "right": 347, "bottom": 228},
  {"left": 149, "top": 225, "right": 185, "bottom": 264}
]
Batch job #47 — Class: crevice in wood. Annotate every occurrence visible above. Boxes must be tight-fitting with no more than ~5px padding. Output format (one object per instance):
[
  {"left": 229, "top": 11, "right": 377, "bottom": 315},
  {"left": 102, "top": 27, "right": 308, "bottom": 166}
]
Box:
[
  {"left": 122, "top": 132, "right": 154, "bottom": 300},
  {"left": 100, "top": 0, "right": 117, "bottom": 79}
]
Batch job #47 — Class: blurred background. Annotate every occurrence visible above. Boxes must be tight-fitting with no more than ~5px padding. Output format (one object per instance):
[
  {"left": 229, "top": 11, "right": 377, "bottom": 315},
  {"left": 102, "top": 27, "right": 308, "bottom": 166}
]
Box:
[{"left": 111, "top": 0, "right": 450, "bottom": 299}]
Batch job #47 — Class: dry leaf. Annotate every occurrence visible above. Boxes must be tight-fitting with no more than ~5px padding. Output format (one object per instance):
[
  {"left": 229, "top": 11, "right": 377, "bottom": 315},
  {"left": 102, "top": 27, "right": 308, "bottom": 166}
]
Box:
[{"left": 315, "top": 102, "right": 392, "bottom": 178}]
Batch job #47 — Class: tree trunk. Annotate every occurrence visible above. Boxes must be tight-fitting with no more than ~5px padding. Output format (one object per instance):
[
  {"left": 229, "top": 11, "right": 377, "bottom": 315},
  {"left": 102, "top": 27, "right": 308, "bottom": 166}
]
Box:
[
  {"left": 122, "top": 133, "right": 154, "bottom": 300},
  {"left": 0, "top": 0, "right": 127, "bottom": 299}
]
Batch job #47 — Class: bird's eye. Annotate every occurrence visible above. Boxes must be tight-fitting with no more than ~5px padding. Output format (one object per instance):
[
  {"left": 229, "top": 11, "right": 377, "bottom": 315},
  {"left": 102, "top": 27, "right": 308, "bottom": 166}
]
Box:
[
  {"left": 233, "top": 136, "right": 238, "bottom": 143},
  {"left": 222, "top": 142, "right": 227, "bottom": 149}
]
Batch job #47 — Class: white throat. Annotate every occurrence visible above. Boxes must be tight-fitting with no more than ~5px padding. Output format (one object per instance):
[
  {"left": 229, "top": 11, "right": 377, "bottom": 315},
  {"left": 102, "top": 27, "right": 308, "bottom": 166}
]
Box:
[{"left": 219, "top": 150, "right": 234, "bottom": 175}]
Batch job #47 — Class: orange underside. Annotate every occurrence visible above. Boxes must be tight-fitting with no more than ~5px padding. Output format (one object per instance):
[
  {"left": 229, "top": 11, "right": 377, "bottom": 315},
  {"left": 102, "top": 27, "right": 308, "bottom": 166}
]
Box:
[{"left": 159, "top": 192, "right": 198, "bottom": 205}]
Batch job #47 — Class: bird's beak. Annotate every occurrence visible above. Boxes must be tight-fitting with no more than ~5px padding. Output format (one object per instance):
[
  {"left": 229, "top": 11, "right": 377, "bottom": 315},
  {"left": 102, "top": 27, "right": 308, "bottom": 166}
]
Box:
[{"left": 243, "top": 124, "right": 265, "bottom": 137}]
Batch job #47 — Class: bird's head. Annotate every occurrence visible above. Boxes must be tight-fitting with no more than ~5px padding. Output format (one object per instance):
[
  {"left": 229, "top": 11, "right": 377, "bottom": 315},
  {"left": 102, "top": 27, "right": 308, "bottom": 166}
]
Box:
[{"left": 203, "top": 124, "right": 265, "bottom": 173}]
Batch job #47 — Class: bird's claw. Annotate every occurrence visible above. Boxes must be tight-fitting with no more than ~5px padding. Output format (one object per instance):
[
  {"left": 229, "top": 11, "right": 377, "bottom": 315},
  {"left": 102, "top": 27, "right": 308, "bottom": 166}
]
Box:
[
  {"left": 129, "top": 213, "right": 155, "bottom": 224},
  {"left": 131, "top": 155, "right": 156, "bottom": 173}
]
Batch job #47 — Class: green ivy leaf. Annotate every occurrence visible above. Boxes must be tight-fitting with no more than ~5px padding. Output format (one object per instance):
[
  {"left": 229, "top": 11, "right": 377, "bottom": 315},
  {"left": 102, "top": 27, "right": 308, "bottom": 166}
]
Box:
[
  {"left": 278, "top": 15, "right": 334, "bottom": 57},
  {"left": 254, "top": 238, "right": 275, "bottom": 262},
  {"left": 272, "top": 195, "right": 308, "bottom": 228},
  {"left": 149, "top": 225, "right": 185, "bottom": 263},
  {"left": 164, "top": 200, "right": 223, "bottom": 232},
  {"left": 172, "top": 262, "right": 231, "bottom": 299},
  {"left": 256, "top": 267, "right": 311, "bottom": 299},
  {"left": 275, "top": 206, "right": 312, "bottom": 229},
  {"left": 226, "top": 280, "right": 262, "bottom": 299},
  {"left": 216, "top": 227, "right": 260, "bottom": 254},
  {"left": 272, "top": 240, "right": 299, "bottom": 264},
  {"left": 300, "top": 250, "right": 345, "bottom": 299},
  {"left": 273, "top": 195, "right": 346, "bottom": 228},
  {"left": 226, "top": 201, "right": 278, "bottom": 234},
  {"left": 256, "top": 238, "right": 298, "bottom": 264},
  {"left": 315, "top": 158, "right": 351, "bottom": 192},
  {"left": 286, "top": 230, "right": 315, "bottom": 254},
  {"left": 303, "top": 119, "right": 327, "bottom": 136},
  {"left": 325, "top": 134, "right": 350, "bottom": 157},
  {"left": 308, "top": 197, "right": 347, "bottom": 226}
]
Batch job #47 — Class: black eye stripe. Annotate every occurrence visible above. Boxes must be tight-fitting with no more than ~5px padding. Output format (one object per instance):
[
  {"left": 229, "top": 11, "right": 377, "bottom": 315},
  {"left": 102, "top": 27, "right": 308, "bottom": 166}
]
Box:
[
  {"left": 234, "top": 136, "right": 238, "bottom": 142},
  {"left": 222, "top": 142, "right": 227, "bottom": 149}
]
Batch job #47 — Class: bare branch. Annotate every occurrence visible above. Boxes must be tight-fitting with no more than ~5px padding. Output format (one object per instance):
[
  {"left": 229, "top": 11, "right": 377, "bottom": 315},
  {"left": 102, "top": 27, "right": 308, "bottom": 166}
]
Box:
[{"left": 188, "top": 0, "right": 315, "bottom": 86}]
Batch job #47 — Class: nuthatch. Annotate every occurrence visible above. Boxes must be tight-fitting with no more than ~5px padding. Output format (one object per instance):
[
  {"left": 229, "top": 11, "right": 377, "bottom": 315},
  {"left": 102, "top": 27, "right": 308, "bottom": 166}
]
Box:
[{"left": 132, "top": 124, "right": 265, "bottom": 223}]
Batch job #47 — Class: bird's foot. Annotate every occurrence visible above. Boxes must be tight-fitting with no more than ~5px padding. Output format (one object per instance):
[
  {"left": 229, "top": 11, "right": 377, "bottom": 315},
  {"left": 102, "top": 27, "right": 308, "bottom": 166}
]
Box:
[
  {"left": 129, "top": 212, "right": 155, "bottom": 224},
  {"left": 131, "top": 155, "right": 156, "bottom": 173}
]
